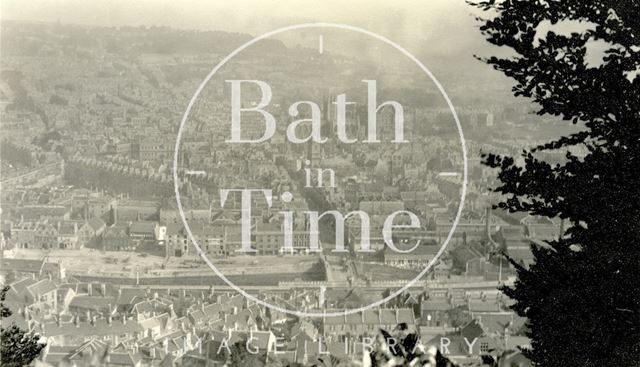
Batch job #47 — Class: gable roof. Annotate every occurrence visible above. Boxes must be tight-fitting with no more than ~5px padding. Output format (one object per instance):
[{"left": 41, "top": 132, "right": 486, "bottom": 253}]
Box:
[
  {"left": 0, "top": 258, "right": 46, "bottom": 274},
  {"left": 129, "top": 221, "right": 157, "bottom": 234},
  {"left": 26, "top": 279, "right": 57, "bottom": 296},
  {"left": 87, "top": 217, "right": 107, "bottom": 231}
]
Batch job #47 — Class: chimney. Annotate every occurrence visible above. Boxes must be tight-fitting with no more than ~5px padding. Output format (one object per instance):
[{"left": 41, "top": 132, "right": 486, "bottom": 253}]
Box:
[
  {"left": 87, "top": 283, "right": 93, "bottom": 296},
  {"left": 485, "top": 207, "right": 491, "bottom": 239}
]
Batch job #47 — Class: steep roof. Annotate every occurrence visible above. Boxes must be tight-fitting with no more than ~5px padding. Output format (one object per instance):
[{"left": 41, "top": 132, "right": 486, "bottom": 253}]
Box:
[
  {"left": 26, "top": 279, "right": 57, "bottom": 296},
  {"left": 88, "top": 217, "right": 107, "bottom": 231}
]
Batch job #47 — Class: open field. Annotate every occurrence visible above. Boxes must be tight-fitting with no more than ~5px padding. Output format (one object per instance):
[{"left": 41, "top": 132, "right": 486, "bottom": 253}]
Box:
[
  {"left": 165, "top": 254, "right": 320, "bottom": 275},
  {"left": 357, "top": 262, "right": 421, "bottom": 281},
  {"left": 10, "top": 249, "right": 324, "bottom": 281},
  {"left": 73, "top": 268, "right": 325, "bottom": 286},
  {"left": 12, "top": 248, "right": 165, "bottom": 273}
]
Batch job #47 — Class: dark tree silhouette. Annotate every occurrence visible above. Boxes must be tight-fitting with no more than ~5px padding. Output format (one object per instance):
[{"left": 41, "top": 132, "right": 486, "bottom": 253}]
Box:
[
  {"left": 367, "top": 326, "right": 457, "bottom": 367},
  {"left": 227, "top": 339, "right": 266, "bottom": 367},
  {"left": 469, "top": 1, "right": 640, "bottom": 366},
  {"left": 0, "top": 286, "right": 46, "bottom": 366}
]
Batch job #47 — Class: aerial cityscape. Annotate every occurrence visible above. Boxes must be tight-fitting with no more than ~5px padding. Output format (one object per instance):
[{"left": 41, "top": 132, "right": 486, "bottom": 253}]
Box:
[{"left": 0, "top": 1, "right": 619, "bottom": 366}]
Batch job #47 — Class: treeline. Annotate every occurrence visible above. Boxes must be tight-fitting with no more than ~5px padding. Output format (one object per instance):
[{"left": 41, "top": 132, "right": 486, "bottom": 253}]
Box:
[
  {"left": 2, "top": 70, "right": 49, "bottom": 128},
  {"left": 1, "top": 141, "right": 33, "bottom": 168}
]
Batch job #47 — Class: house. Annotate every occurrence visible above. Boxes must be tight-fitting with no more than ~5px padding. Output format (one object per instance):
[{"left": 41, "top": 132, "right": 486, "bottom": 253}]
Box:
[
  {"left": 290, "top": 320, "right": 319, "bottom": 341},
  {"left": 322, "top": 308, "right": 416, "bottom": 340},
  {"left": 383, "top": 243, "right": 440, "bottom": 269},
  {"left": 39, "top": 319, "right": 143, "bottom": 352},
  {"left": 101, "top": 225, "right": 135, "bottom": 251},
  {"left": 77, "top": 217, "right": 107, "bottom": 248},
  {"left": 154, "top": 328, "right": 200, "bottom": 361},
  {"left": 131, "top": 298, "right": 176, "bottom": 320},
  {"left": 0, "top": 258, "right": 65, "bottom": 280},
  {"left": 72, "top": 195, "right": 117, "bottom": 220},
  {"left": 57, "top": 221, "right": 80, "bottom": 249},
  {"left": 7, "top": 278, "right": 58, "bottom": 309},
  {"left": 117, "top": 200, "right": 159, "bottom": 221},
  {"left": 187, "top": 302, "right": 223, "bottom": 329},
  {"left": 15, "top": 205, "right": 71, "bottom": 221},
  {"left": 57, "top": 286, "right": 77, "bottom": 311},
  {"left": 34, "top": 222, "right": 60, "bottom": 249},
  {"left": 11, "top": 222, "right": 37, "bottom": 248},
  {"left": 164, "top": 223, "right": 186, "bottom": 257},
  {"left": 160, "top": 205, "right": 211, "bottom": 224},
  {"left": 470, "top": 311, "right": 527, "bottom": 337},
  {"left": 254, "top": 221, "right": 309, "bottom": 255},
  {"left": 193, "top": 223, "right": 229, "bottom": 257},
  {"left": 421, "top": 296, "right": 454, "bottom": 327},
  {"left": 324, "top": 289, "right": 367, "bottom": 309},
  {"left": 139, "top": 312, "right": 175, "bottom": 340},
  {"left": 451, "top": 245, "right": 484, "bottom": 273},
  {"left": 129, "top": 221, "right": 158, "bottom": 241},
  {"left": 68, "top": 295, "right": 116, "bottom": 319}
]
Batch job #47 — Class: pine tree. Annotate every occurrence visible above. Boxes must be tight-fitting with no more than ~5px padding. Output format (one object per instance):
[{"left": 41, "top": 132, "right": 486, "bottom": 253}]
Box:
[{"left": 469, "top": 1, "right": 640, "bottom": 365}]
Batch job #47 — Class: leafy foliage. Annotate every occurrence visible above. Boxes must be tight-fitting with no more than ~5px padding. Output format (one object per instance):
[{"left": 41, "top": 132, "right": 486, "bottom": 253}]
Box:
[
  {"left": 469, "top": 1, "right": 640, "bottom": 365},
  {"left": 227, "top": 339, "right": 266, "bottom": 367},
  {"left": 0, "top": 286, "right": 46, "bottom": 366},
  {"left": 366, "top": 326, "right": 456, "bottom": 367}
]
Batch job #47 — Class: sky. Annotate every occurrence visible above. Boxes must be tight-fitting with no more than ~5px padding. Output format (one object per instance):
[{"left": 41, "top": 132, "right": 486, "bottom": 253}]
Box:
[{"left": 1, "top": 0, "right": 492, "bottom": 60}]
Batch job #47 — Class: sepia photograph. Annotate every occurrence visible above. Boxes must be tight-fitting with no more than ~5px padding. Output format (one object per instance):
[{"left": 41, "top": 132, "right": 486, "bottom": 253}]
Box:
[{"left": 0, "top": 1, "right": 638, "bottom": 366}]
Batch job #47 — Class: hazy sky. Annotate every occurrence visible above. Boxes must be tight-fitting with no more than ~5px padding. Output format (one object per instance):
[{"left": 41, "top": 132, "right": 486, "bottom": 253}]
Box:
[{"left": 1, "top": 0, "right": 490, "bottom": 57}]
